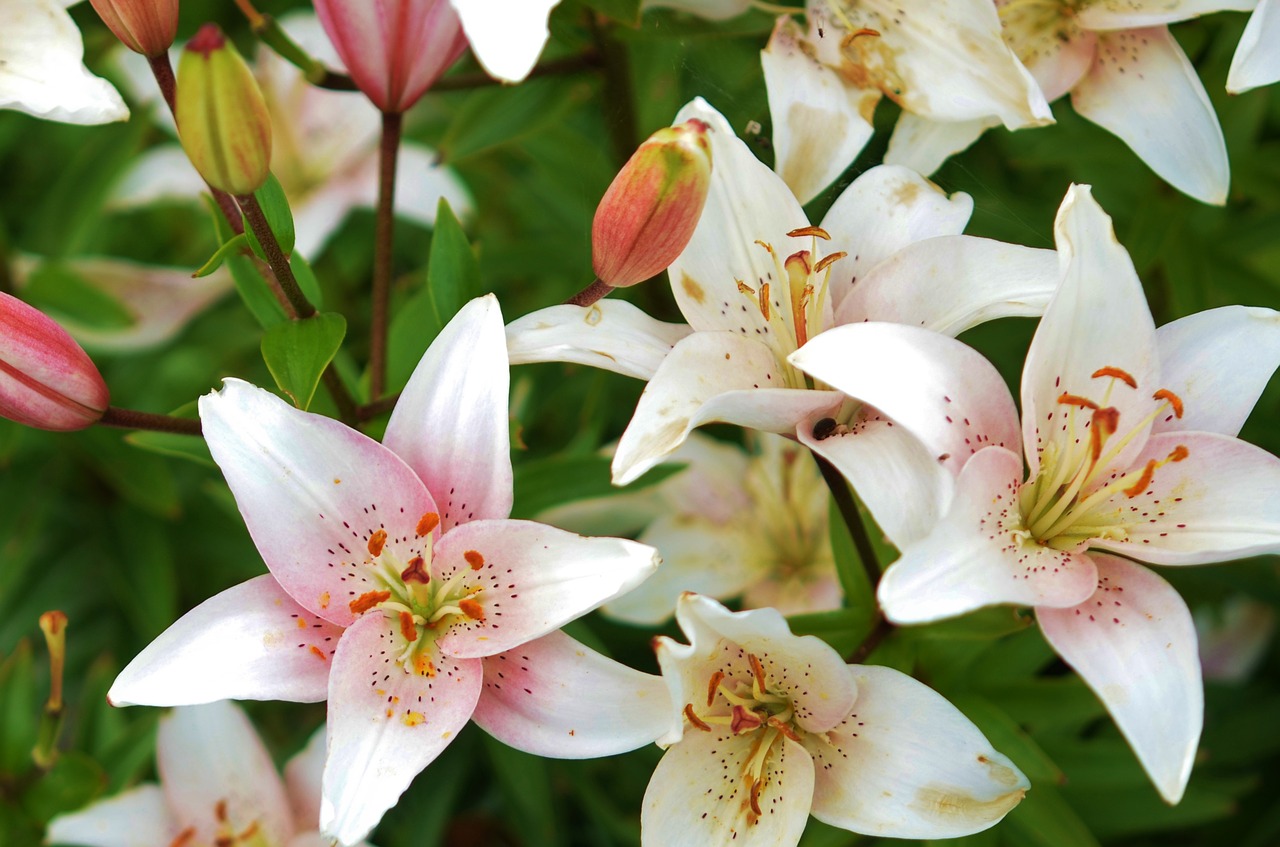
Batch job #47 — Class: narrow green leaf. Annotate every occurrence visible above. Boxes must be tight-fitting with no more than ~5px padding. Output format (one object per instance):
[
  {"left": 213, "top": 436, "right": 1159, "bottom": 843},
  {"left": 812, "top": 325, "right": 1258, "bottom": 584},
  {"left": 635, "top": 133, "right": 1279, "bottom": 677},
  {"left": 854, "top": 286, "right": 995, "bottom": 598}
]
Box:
[
  {"left": 18, "top": 752, "right": 107, "bottom": 823},
  {"left": 192, "top": 233, "right": 249, "bottom": 277},
  {"left": 290, "top": 251, "right": 324, "bottom": 310},
  {"left": 261, "top": 313, "right": 347, "bottom": 410},
  {"left": 483, "top": 736, "right": 559, "bottom": 847},
  {"left": 0, "top": 641, "right": 37, "bottom": 773},
  {"left": 227, "top": 254, "right": 288, "bottom": 328},
  {"left": 243, "top": 173, "right": 296, "bottom": 261},
  {"left": 1004, "top": 782, "right": 1100, "bottom": 847},
  {"left": 947, "top": 694, "right": 1065, "bottom": 785}
]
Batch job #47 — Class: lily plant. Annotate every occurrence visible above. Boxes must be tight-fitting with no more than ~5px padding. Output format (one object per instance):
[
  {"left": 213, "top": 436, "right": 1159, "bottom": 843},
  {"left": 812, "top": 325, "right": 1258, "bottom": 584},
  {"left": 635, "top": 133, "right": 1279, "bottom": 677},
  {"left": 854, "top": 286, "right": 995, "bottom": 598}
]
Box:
[
  {"left": 790, "top": 184, "right": 1280, "bottom": 803},
  {"left": 1229, "top": 0, "right": 1280, "bottom": 92},
  {"left": 107, "top": 296, "right": 660, "bottom": 846}
]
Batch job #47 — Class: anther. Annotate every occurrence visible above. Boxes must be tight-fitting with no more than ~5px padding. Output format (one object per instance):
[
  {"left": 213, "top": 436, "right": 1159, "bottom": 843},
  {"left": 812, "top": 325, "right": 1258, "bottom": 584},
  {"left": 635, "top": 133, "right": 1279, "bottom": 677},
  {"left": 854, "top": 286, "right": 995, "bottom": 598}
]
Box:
[
  {"left": 1089, "top": 407, "right": 1119, "bottom": 462},
  {"left": 813, "top": 251, "right": 847, "bottom": 274},
  {"left": 400, "top": 556, "right": 430, "bottom": 584},
  {"left": 1153, "top": 388, "right": 1184, "bottom": 418},
  {"left": 1091, "top": 366, "right": 1138, "bottom": 389},
  {"left": 731, "top": 705, "right": 764, "bottom": 735},
  {"left": 766, "top": 716, "right": 801, "bottom": 742},
  {"left": 707, "top": 670, "right": 725, "bottom": 707},
  {"left": 459, "top": 598, "right": 485, "bottom": 621},
  {"left": 399, "top": 611, "right": 418, "bottom": 642},
  {"left": 215, "top": 800, "right": 228, "bottom": 822},
  {"left": 416, "top": 512, "right": 440, "bottom": 536},
  {"left": 464, "top": 550, "right": 485, "bottom": 570},
  {"left": 841, "top": 26, "right": 880, "bottom": 48},
  {"left": 349, "top": 590, "right": 391, "bottom": 615},
  {"left": 1168, "top": 444, "right": 1189, "bottom": 462},
  {"left": 1058, "top": 393, "right": 1100, "bottom": 410},
  {"left": 168, "top": 827, "right": 197, "bottom": 847},
  {"left": 749, "top": 779, "right": 764, "bottom": 816},
  {"left": 758, "top": 282, "right": 771, "bottom": 320},
  {"left": 684, "top": 703, "right": 712, "bottom": 731},
  {"left": 748, "top": 653, "right": 767, "bottom": 693},
  {"left": 787, "top": 225, "right": 830, "bottom": 240},
  {"left": 367, "top": 529, "right": 387, "bottom": 557},
  {"left": 1123, "top": 460, "right": 1157, "bottom": 498}
]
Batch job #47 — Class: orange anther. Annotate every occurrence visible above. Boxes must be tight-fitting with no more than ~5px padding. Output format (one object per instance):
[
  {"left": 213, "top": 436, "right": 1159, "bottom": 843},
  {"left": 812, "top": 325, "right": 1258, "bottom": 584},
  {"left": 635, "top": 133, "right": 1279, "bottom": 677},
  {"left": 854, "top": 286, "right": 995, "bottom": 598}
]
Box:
[
  {"left": 1123, "top": 460, "right": 1157, "bottom": 498},
  {"left": 787, "top": 225, "right": 831, "bottom": 240},
  {"left": 459, "top": 598, "right": 485, "bottom": 621},
  {"left": 758, "top": 282, "right": 771, "bottom": 321},
  {"left": 367, "top": 529, "right": 387, "bottom": 557},
  {"left": 349, "top": 590, "right": 390, "bottom": 615},
  {"left": 1058, "top": 393, "right": 1100, "bottom": 410},
  {"left": 416, "top": 512, "right": 440, "bottom": 536},
  {"left": 841, "top": 27, "right": 880, "bottom": 48},
  {"left": 399, "top": 611, "right": 418, "bottom": 642},
  {"left": 748, "top": 653, "right": 767, "bottom": 692},
  {"left": 736, "top": 278, "right": 755, "bottom": 297},
  {"left": 309, "top": 646, "right": 326, "bottom": 661},
  {"left": 168, "top": 828, "right": 197, "bottom": 847},
  {"left": 749, "top": 778, "right": 764, "bottom": 816},
  {"left": 813, "top": 251, "right": 847, "bottom": 274},
  {"left": 684, "top": 703, "right": 712, "bottom": 731},
  {"left": 1091, "top": 366, "right": 1138, "bottom": 389},
  {"left": 1089, "top": 407, "right": 1120, "bottom": 462},
  {"left": 706, "top": 670, "right": 725, "bottom": 707},
  {"left": 400, "top": 556, "right": 430, "bottom": 584},
  {"left": 1153, "top": 389, "right": 1184, "bottom": 419},
  {"left": 215, "top": 800, "right": 228, "bottom": 822},
  {"left": 730, "top": 705, "right": 764, "bottom": 735},
  {"left": 767, "top": 716, "right": 801, "bottom": 742},
  {"left": 464, "top": 550, "right": 485, "bottom": 570},
  {"left": 754, "top": 239, "right": 775, "bottom": 255},
  {"left": 1168, "top": 444, "right": 1189, "bottom": 463}
]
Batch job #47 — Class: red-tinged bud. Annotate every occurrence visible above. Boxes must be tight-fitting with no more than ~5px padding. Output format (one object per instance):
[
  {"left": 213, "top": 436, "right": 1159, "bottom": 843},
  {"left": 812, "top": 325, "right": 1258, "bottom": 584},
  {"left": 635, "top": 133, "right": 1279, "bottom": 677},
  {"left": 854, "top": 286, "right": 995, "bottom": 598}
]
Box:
[
  {"left": 314, "top": 0, "right": 469, "bottom": 114},
  {"left": 175, "top": 24, "right": 272, "bottom": 196},
  {"left": 592, "top": 119, "right": 713, "bottom": 288},
  {"left": 88, "top": 0, "right": 178, "bottom": 57},
  {"left": 0, "top": 293, "right": 108, "bottom": 432}
]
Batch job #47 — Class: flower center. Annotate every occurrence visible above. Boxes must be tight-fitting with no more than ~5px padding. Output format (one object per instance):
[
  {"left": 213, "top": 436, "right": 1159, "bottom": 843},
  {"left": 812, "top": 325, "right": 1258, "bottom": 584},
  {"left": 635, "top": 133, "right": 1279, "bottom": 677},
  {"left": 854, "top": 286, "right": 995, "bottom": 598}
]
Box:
[
  {"left": 1017, "top": 367, "right": 1187, "bottom": 549},
  {"left": 167, "top": 799, "right": 273, "bottom": 847},
  {"left": 996, "top": 0, "right": 1085, "bottom": 66}
]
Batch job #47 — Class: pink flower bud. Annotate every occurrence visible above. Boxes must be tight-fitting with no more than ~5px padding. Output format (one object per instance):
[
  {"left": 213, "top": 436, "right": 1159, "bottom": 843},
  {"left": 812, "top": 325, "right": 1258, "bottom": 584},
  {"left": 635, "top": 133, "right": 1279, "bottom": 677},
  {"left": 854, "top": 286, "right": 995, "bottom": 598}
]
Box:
[
  {"left": 592, "top": 119, "right": 713, "bottom": 288},
  {"left": 0, "top": 293, "right": 109, "bottom": 431},
  {"left": 88, "top": 0, "right": 179, "bottom": 57},
  {"left": 314, "top": 0, "right": 469, "bottom": 114},
  {"left": 175, "top": 24, "right": 273, "bottom": 196}
]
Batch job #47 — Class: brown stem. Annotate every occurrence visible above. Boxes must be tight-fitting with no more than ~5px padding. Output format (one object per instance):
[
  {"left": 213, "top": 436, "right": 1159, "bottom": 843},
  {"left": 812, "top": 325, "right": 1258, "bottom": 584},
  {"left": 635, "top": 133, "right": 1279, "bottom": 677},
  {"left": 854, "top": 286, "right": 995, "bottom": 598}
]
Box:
[
  {"left": 98, "top": 406, "right": 202, "bottom": 435},
  {"left": 236, "top": 194, "right": 315, "bottom": 319},
  {"left": 369, "top": 111, "right": 403, "bottom": 400},
  {"left": 359, "top": 393, "right": 400, "bottom": 421},
  {"left": 846, "top": 617, "right": 894, "bottom": 665},
  {"left": 588, "top": 16, "right": 639, "bottom": 168},
  {"left": 563, "top": 278, "right": 614, "bottom": 307},
  {"left": 813, "top": 452, "right": 882, "bottom": 592},
  {"left": 321, "top": 369, "right": 361, "bottom": 427}
]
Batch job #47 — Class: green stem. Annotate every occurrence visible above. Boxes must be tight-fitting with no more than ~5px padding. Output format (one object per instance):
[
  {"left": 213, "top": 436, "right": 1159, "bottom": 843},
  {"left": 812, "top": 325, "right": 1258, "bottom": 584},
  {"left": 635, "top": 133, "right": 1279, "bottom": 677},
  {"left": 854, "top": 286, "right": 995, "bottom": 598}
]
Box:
[
  {"left": 588, "top": 15, "right": 639, "bottom": 168},
  {"left": 99, "top": 406, "right": 202, "bottom": 435},
  {"left": 369, "top": 111, "right": 403, "bottom": 400},
  {"left": 236, "top": 194, "right": 315, "bottom": 319}
]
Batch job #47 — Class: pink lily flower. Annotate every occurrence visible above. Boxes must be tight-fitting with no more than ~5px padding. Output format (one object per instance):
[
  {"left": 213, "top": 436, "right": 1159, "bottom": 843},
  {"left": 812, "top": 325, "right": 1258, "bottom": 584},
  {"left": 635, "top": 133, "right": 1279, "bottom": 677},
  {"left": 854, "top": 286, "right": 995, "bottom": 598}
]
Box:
[
  {"left": 108, "top": 296, "right": 660, "bottom": 845},
  {"left": 790, "top": 185, "right": 1280, "bottom": 803}
]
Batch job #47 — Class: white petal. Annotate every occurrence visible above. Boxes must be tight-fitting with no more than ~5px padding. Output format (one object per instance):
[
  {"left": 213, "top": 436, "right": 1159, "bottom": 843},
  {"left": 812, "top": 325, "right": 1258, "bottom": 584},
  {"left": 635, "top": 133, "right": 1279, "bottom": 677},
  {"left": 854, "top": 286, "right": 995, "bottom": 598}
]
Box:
[
  {"left": 1071, "top": 28, "right": 1229, "bottom": 205},
  {"left": 505, "top": 301, "right": 692, "bottom": 381},
  {"left": 817, "top": 165, "right": 973, "bottom": 313},
  {"left": 1022, "top": 185, "right": 1158, "bottom": 478},
  {"left": 1010, "top": 25, "right": 1097, "bottom": 103},
  {"left": 108, "top": 576, "right": 342, "bottom": 707},
  {"left": 834, "top": 236, "right": 1059, "bottom": 336},
  {"left": 158, "top": 702, "right": 295, "bottom": 846},
  {"left": 1154, "top": 305, "right": 1280, "bottom": 436},
  {"left": 0, "top": 0, "right": 128, "bottom": 124},
  {"left": 321, "top": 615, "right": 482, "bottom": 846},
  {"left": 108, "top": 146, "right": 206, "bottom": 210},
  {"left": 641, "top": 731, "right": 813, "bottom": 847},
  {"left": 46, "top": 785, "right": 178, "bottom": 847},
  {"left": 384, "top": 295, "right": 512, "bottom": 529},
  {"left": 1038, "top": 554, "right": 1201, "bottom": 803},
  {"left": 1077, "top": 0, "right": 1256, "bottom": 29},
  {"left": 449, "top": 0, "right": 560, "bottom": 83},
  {"left": 878, "top": 447, "right": 1099, "bottom": 623},
  {"left": 285, "top": 725, "right": 327, "bottom": 833},
  {"left": 472, "top": 630, "right": 670, "bottom": 758},
  {"left": 388, "top": 145, "right": 472, "bottom": 228},
  {"left": 883, "top": 113, "right": 994, "bottom": 177},
  {"left": 1228, "top": 0, "right": 1280, "bottom": 93},
  {"left": 763, "top": 17, "right": 875, "bottom": 205},
  {"left": 806, "top": 665, "right": 1028, "bottom": 838},
  {"left": 432, "top": 519, "right": 660, "bottom": 658}
]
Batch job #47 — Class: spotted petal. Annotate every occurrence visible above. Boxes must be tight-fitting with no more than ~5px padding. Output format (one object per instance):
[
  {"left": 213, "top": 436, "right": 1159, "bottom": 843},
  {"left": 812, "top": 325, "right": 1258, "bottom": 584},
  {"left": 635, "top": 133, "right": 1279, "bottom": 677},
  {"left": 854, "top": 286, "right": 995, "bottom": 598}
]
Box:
[
  {"left": 1038, "top": 554, "right": 1201, "bottom": 803},
  {"left": 1076, "top": 0, "right": 1255, "bottom": 29},
  {"left": 505, "top": 301, "right": 692, "bottom": 381},
  {"left": 1228, "top": 0, "right": 1280, "bottom": 93}
]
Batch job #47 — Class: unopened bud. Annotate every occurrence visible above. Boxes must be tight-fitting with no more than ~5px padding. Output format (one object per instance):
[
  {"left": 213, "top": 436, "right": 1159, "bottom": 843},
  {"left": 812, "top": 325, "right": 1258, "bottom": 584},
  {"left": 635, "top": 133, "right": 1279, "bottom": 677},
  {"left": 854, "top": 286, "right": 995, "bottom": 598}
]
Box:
[
  {"left": 175, "top": 24, "right": 273, "bottom": 196},
  {"left": 0, "top": 293, "right": 108, "bottom": 431},
  {"left": 89, "top": 0, "right": 179, "bottom": 57},
  {"left": 592, "top": 119, "right": 713, "bottom": 288},
  {"left": 38, "top": 612, "right": 68, "bottom": 712}
]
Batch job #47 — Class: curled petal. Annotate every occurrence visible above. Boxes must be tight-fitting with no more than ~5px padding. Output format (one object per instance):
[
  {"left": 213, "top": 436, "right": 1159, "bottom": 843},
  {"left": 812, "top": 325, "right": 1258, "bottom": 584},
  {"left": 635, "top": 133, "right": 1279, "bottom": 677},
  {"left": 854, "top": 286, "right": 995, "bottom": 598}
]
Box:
[
  {"left": 285, "top": 725, "right": 328, "bottom": 831},
  {"left": 883, "top": 114, "right": 994, "bottom": 177}
]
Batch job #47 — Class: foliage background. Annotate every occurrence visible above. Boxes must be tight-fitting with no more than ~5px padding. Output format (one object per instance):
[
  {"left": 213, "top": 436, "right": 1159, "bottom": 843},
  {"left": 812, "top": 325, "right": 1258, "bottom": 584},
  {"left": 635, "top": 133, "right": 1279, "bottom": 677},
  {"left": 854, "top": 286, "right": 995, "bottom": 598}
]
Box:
[{"left": 1, "top": 1, "right": 1278, "bottom": 845}]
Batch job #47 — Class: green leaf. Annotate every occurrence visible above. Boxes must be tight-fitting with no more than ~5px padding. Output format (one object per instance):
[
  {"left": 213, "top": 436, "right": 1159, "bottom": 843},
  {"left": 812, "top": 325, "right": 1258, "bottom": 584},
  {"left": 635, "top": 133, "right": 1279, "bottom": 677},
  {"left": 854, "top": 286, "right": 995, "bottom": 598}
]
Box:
[
  {"left": 261, "top": 313, "right": 347, "bottom": 410},
  {"left": 438, "top": 82, "right": 591, "bottom": 163},
  {"left": 0, "top": 641, "right": 37, "bottom": 773},
  {"left": 227, "top": 253, "right": 288, "bottom": 328},
  {"left": 77, "top": 430, "right": 180, "bottom": 518},
  {"left": 1003, "top": 782, "right": 1100, "bottom": 847},
  {"left": 192, "top": 233, "right": 249, "bottom": 277},
  {"left": 482, "top": 735, "right": 558, "bottom": 847},
  {"left": 22, "top": 262, "right": 133, "bottom": 330},
  {"left": 510, "top": 455, "right": 683, "bottom": 520},
  {"left": 786, "top": 608, "right": 867, "bottom": 657},
  {"left": 947, "top": 694, "right": 1065, "bottom": 785},
  {"left": 290, "top": 251, "right": 324, "bottom": 310},
  {"left": 580, "top": 0, "right": 641, "bottom": 25},
  {"left": 242, "top": 174, "right": 296, "bottom": 261},
  {"left": 123, "top": 402, "right": 210, "bottom": 467},
  {"left": 19, "top": 752, "right": 106, "bottom": 823}
]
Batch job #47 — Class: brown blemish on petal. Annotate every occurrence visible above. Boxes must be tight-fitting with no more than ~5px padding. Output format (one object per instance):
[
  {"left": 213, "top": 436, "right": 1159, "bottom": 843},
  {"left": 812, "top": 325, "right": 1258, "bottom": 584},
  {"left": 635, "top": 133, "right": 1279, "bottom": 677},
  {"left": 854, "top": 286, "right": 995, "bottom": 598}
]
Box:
[
  {"left": 681, "top": 272, "right": 706, "bottom": 304},
  {"left": 319, "top": 591, "right": 330, "bottom": 609},
  {"left": 403, "top": 711, "right": 426, "bottom": 726},
  {"left": 911, "top": 783, "right": 1025, "bottom": 824},
  {"left": 309, "top": 646, "right": 327, "bottom": 661}
]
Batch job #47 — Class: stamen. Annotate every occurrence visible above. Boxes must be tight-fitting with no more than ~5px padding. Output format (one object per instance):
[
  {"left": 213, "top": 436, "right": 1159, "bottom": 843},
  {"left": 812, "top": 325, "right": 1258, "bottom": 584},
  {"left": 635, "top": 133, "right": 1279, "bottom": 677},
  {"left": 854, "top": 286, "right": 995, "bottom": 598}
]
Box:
[
  {"left": 731, "top": 705, "right": 764, "bottom": 735},
  {"left": 349, "top": 590, "right": 391, "bottom": 615},
  {"left": 367, "top": 529, "right": 387, "bottom": 557},
  {"left": 1123, "top": 460, "right": 1156, "bottom": 498},
  {"left": 1153, "top": 389, "right": 1184, "bottom": 418},
  {"left": 238, "top": 822, "right": 260, "bottom": 840},
  {"left": 758, "top": 282, "right": 771, "bottom": 321},
  {"left": 1058, "top": 393, "right": 1100, "bottom": 410},
  {"left": 1089, "top": 407, "right": 1119, "bottom": 462},
  {"left": 1092, "top": 366, "right": 1138, "bottom": 389},
  {"left": 813, "top": 251, "right": 847, "bottom": 274},
  {"left": 458, "top": 598, "right": 485, "bottom": 621},
  {"left": 787, "top": 225, "right": 830, "bottom": 240},
  {"left": 168, "top": 828, "right": 197, "bottom": 847},
  {"left": 416, "top": 512, "right": 440, "bottom": 536},
  {"left": 748, "top": 653, "right": 768, "bottom": 694},
  {"left": 684, "top": 703, "right": 712, "bottom": 731},
  {"left": 399, "top": 611, "right": 418, "bottom": 642},
  {"left": 1169, "top": 445, "right": 1189, "bottom": 462},
  {"left": 766, "top": 716, "right": 801, "bottom": 742},
  {"left": 840, "top": 26, "right": 880, "bottom": 48},
  {"left": 706, "top": 670, "right": 725, "bottom": 707},
  {"left": 464, "top": 550, "right": 485, "bottom": 570},
  {"left": 215, "top": 800, "right": 228, "bottom": 822},
  {"left": 400, "top": 556, "right": 430, "bottom": 584},
  {"left": 748, "top": 778, "right": 764, "bottom": 816}
]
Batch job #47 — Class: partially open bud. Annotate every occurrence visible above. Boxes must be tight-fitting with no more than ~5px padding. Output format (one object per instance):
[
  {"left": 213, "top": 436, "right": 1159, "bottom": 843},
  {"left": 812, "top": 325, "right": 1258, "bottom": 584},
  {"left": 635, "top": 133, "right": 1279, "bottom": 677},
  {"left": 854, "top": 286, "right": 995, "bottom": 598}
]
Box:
[
  {"left": 314, "top": 0, "right": 469, "bottom": 113},
  {"left": 175, "top": 24, "right": 272, "bottom": 196},
  {"left": 88, "top": 0, "right": 179, "bottom": 57},
  {"left": 0, "top": 293, "right": 109, "bottom": 431},
  {"left": 592, "top": 119, "right": 713, "bottom": 288}
]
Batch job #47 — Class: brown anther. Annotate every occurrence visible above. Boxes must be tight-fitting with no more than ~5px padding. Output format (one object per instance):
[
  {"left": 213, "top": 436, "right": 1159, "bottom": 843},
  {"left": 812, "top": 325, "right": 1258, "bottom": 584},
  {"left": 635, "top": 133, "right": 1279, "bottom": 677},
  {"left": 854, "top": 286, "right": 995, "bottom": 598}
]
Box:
[
  {"left": 1089, "top": 407, "right": 1120, "bottom": 462},
  {"left": 786, "top": 225, "right": 830, "bottom": 240},
  {"left": 1153, "top": 388, "right": 1184, "bottom": 419},
  {"left": 400, "top": 556, "right": 430, "bottom": 584},
  {"left": 730, "top": 704, "right": 764, "bottom": 735},
  {"left": 349, "top": 590, "right": 391, "bottom": 615},
  {"left": 840, "top": 26, "right": 880, "bottom": 47},
  {"left": 767, "top": 716, "right": 801, "bottom": 742},
  {"left": 754, "top": 239, "right": 775, "bottom": 255},
  {"left": 748, "top": 653, "right": 767, "bottom": 692},
  {"left": 464, "top": 550, "right": 485, "bottom": 570},
  {"left": 215, "top": 799, "right": 228, "bottom": 822},
  {"left": 416, "top": 512, "right": 440, "bottom": 536},
  {"left": 1123, "top": 459, "right": 1157, "bottom": 498},
  {"left": 748, "top": 778, "right": 764, "bottom": 816},
  {"left": 813, "top": 251, "right": 847, "bottom": 274},
  {"left": 1092, "top": 366, "right": 1138, "bottom": 388},
  {"left": 684, "top": 703, "right": 712, "bottom": 731},
  {"left": 707, "top": 670, "right": 725, "bottom": 707},
  {"left": 1058, "top": 393, "right": 1100, "bottom": 410},
  {"left": 367, "top": 529, "right": 388, "bottom": 557},
  {"left": 214, "top": 837, "right": 233, "bottom": 847},
  {"left": 459, "top": 598, "right": 485, "bottom": 621},
  {"left": 168, "top": 827, "right": 197, "bottom": 847},
  {"left": 1168, "top": 444, "right": 1189, "bottom": 462},
  {"left": 736, "top": 278, "right": 755, "bottom": 296},
  {"left": 758, "top": 282, "right": 771, "bottom": 321},
  {"left": 399, "top": 611, "right": 418, "bottom": 642}
]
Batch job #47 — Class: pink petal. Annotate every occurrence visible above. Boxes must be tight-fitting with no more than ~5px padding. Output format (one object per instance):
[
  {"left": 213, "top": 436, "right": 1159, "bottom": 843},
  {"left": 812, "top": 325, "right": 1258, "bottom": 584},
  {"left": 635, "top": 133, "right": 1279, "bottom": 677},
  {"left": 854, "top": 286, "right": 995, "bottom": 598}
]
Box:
[
  {"left": 108, "top": 575, "right": 343, "bottom": 707},
  {"left": 878, "top": 447, "right": 1099, "bottom": 624},
  {"left": 384, "top": 295, "right": 512, "bottom": 530},
  {"left": 321, "top": 614, "right": 482, "bottom": 845},
  {"left": 199, "top": 379, "right": 437, "bottom": 627},
  {"left": 432, "top": 519, "right": 659, "bottom": 658},
  {"left": 472, "top": 630, "right": 669, "bottom": 758},
  {"left": 285, "top": 726, "right": 327, "bottom": 832},
  {"left": 46, "top": 785, "right": 178, "bottom": 847},
  {"left": 1038, "top": 554, "right": 1201, "bottom": 803}
]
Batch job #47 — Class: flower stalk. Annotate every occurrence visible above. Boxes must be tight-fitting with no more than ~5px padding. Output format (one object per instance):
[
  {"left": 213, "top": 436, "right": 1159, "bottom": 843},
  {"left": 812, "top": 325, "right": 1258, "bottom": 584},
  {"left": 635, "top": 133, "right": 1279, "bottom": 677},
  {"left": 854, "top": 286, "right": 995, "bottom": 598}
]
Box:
[
  {"left": 369, "top": 111, "right": 403, "bottom": 399},
  {"left": 33, "top": 611, "right": 68, "bottom": 769}
]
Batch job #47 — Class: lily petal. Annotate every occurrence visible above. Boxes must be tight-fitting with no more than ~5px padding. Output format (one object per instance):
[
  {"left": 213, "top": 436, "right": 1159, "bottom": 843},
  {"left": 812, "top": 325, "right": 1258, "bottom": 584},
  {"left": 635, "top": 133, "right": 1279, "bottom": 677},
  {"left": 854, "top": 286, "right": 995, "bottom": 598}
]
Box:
[
  {"left": 1037, "top": 554, "right": 1201, "bottom": 803},
  {"left": 46, "top": 785, "right": 178, "bottom": 847},
  {"left": 1071, "top": 28, "right": 1229, "bottom": 205},
  {"left": 385, "top": 295, "right": 512, "bottom": 529},
  {"left": 433, "top": 519, "right": 659, "bottom": 658},
  {"left": 321, "top": 614, "right": 482, "bottom": 846},
  {"left": 285, "top": 725, "right": 327, "bottom": 832},
  {"left": 449, "top": 0, "right": 560, "bottom": 83},
  {"left": 1077, "top": 0, "right": 1255, "bottom": 29},
  {"left": 199, "top": 379, "right": 437, "bottom": 627},
  {"left": 641, "top": 730, "right": 814, "bottom": 847},
  {"left": 108, "top": 575, "right": 342, "bottom": 707},
  {"left": 1154, "top": 305, "right": 1280, "bottom": 437},
  {"left": 472, "top": 630, "right": 670, "bottom": 758},
  {"left": 834, "top": 236, "right": 1059, "bottom": 336},
  {"left": 505, "top": 301, "right": 692, "bottom": 381},
  {"left": 108, "top": 146, "right": 206, "bottom": 209},
  {"left": 878, "top": 447, "right": 1099, "bottom": 623},
  {"left": 883, "top": 114, "right": 994, "bottom": 177},
  {"left": 805, "top": 665, "right": 1028, "bottom": 838},
  {"left": 1228, "top": 0, "right": 1280, "bottom": 93}
]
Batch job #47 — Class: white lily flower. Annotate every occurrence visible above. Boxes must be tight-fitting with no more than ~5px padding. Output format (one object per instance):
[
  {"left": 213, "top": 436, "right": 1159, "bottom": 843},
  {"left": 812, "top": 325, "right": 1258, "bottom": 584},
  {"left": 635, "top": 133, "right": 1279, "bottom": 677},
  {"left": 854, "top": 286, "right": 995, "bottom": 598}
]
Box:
[
  {"left": 0, "top": 0, "right": 128, "bottom": 124},
  {"left": 790, "top": 184, "right": 1280, "bottom": 803},
  {"left": 1228, "top": 0, "right": 1280, "bottom": 92},
  {"left": 449, "top": 0, "right": 561, "bottom": 83},
  {"left": 47, "top": 701, "right": 374, "bottom": 847},
  {"left": 108, "top": 296, "right": 660, "bottom": 846}
]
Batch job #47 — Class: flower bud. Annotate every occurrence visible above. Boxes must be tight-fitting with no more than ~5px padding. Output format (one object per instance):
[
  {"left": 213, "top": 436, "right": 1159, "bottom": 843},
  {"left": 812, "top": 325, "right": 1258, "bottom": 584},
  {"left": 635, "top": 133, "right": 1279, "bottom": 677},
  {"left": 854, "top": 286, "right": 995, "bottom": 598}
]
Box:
[
  {"left": 175, "top": 24, "right": 272, "bottom": 196},
  {"left": 314, "top": 0, "right": 468, "bottom": 113},
  {"left": 88, "top": 0, "right": 179, "bottom": 57},
  {"left": 592, "top": 119, "right": 713, "bottom": 288},
  {"left": 0, "top": 293, "right": 109, "bottom": 432}
]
